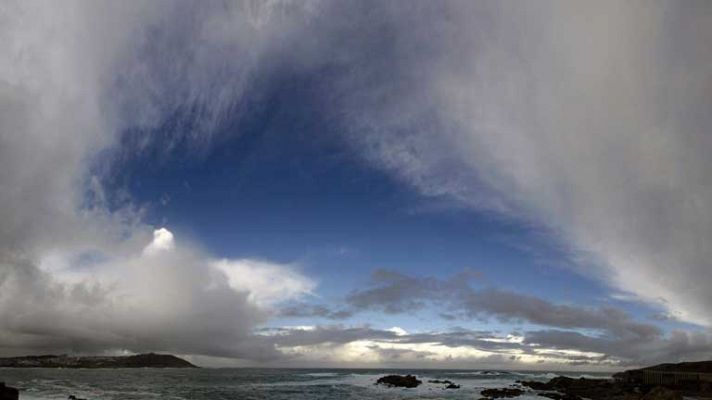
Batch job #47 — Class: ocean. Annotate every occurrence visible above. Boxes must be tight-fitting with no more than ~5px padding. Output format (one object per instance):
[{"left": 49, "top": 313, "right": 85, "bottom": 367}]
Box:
[{"left": 0, "top": 368, "right": 611, "bottom": 399}]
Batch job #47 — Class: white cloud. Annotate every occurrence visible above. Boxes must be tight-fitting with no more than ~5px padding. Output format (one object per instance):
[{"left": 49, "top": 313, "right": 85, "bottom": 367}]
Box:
[
  {"left": 259, "top": 325, "right": 620, "bottom": 369},
  {"left": 1, "top": 226, "right": 314, "bottom": 358},
  {"left": 213, "top": 258, "right": 315, "bottom": 307},
  {"left": 388, "top": 327, "right": 408, "bottom": 337},
  {"left": 142, "top": 228, "right": 175, "bottom": 256}
]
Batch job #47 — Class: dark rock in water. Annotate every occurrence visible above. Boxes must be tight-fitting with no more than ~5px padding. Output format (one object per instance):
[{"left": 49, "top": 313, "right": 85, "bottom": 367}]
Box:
[
  {"left": 0, "top": 382, "right": 18, "bottom": 400},
  {"left": 0, "top": 352, "right": 196, "bottom": 368},
  {"left": 519, "top": 372, "right": 692, "bottom": 400},
  {"left": 445, "top": 383, "right": 460, "bottom": 389},
  {"left": 641, "top": 386, "right": 682, "bottom": 400},
  {"left": 537, "top": 392, "right": 582, "bottom": 400},
  {"left": 428, "top": 379, "right": 459, "bottom": 388},
  {"left": 519, "top": 376, "right": 617, "bottom": 399},
  {"left": 518, "top": 380, "right": 550, "bottom": 390},
  {"left": 376, "top": 374, "right": 422, "bottom": 388},
  {"left": 480, "top": 387, "right": 524, "bottom": 398},
  {"left": 68, "top": 396, "right": 87, "bottom": 400}
]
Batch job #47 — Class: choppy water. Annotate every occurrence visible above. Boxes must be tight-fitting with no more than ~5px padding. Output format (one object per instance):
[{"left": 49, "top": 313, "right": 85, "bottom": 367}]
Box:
[{"left": 0, "top": 368, "right": 611, "bottom": 400}]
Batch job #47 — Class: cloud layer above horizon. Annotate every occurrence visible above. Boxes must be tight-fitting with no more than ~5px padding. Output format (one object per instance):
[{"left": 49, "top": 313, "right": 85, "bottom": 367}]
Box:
[{"left": 1, "top": 0, "right": 712, "bottom": 368}]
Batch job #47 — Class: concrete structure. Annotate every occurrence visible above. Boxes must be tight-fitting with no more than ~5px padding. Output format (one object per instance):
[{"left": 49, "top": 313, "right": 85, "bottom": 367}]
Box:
[{"left": 640, "top": 370, "right": 712, "bottom": 386}]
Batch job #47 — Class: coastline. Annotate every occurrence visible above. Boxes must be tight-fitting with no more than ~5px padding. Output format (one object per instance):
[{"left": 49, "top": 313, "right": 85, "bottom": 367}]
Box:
[
  {"left": 0, "top": 354, "right": 196, "bottom": 369},
  {"left": 4, "top": 362, "right": 712, "bottom": 399}
]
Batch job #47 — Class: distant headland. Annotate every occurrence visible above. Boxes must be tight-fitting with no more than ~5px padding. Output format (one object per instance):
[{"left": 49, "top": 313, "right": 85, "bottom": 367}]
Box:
[{"left": 0, "top": 353, "right": 197, "bottom": 368}]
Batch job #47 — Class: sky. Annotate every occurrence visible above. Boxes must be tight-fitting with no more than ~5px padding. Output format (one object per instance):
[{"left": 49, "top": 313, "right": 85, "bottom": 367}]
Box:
[{"left": 1, "top": 0, "right": 712, "bottom": 370}]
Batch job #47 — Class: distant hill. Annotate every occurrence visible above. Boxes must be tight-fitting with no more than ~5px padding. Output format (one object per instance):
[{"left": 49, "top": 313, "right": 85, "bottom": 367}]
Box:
[{"left": 0, "top": 353, "right": 197, "bottom": 368}]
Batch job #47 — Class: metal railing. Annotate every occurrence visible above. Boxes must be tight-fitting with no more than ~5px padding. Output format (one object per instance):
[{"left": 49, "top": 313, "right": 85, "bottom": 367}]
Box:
[{"left": 641, "top": 370, "right": 712, "bottom": 385}]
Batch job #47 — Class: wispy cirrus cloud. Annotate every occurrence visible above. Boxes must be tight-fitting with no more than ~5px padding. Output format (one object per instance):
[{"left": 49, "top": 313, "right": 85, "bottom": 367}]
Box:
[
  {"left": 328, "top": 1, "right": 712, "bottom": 327},
  {"left": 345, "top": 269, "right": 660, "bottom": 341},
  {"left": 278, "top": 303, "right": 354, "bottom": 320}
]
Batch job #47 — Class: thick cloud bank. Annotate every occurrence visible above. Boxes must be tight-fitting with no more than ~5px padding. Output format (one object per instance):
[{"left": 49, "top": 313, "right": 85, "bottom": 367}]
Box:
[{"left": 1, "top": 226, "right": 313, "bottom": 358}]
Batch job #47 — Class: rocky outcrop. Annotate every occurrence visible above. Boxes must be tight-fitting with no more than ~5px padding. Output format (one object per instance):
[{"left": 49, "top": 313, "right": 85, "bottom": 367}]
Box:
[
  {"left": 374, "top": 360, "right": 712, "bottom": 398},
  {"left": 613, "top": 360, "right": 712, "bottom": 397},
  {"left": 445, "top": 383, "right": 460, "bottom": 389},
  {"left": 428, "top": 379, "right": 459, "bottom": 388},
  {"left": 640, "top": 387, "right": 682, "bottom": 400},
  {"left": 519, "top": 376, "right": 619, "bottom": 399},
  {"left": 428, "top": 379, "right": 454, "bottom": 384},
  {"left": 0, "top": 382, "right": 18, "bottom": 400},
  {"left": 376, "top": 374, "right": 422, "bottom": 388},
  {"left": 480, "top": 387, "right": 524, "bottom": 398},
  {"left": 518, "top": 374, "right": 692, "bottom": 400},
  {"left": 537, "top": 392, "right": 582, "bottom": 400},
  {"left": 0, "top": 353, "right": 197, "bottom": 368}
]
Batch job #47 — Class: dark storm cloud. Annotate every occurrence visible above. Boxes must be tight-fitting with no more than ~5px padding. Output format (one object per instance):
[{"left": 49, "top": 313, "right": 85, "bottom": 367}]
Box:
[
  {"left": 346, "top": 270, "right": 457, "bottom": 313},
  {"left": 257, "top": 325, "right": 524, "bottom": 353},
  {"left": 251, "top": 322, "right": 712, "bottom": 367},
  {"left": 261, "top": 326, "right": 399, "bottom": 347},
  {"left": 278, "top": 303, "right": 353, "bottom": 320},
  {"left": 526, "top": 329, "right": 712, "bottom": 366},
  {"left": 325, "top": 269, "right": 712, "bottom": 365},
  {"left": 366, "top": 345, "right": 437, "bottom": 361},
  {"left": 459, "top": 289, "right": 661, "bottom": 340},
  {"left": 398, "top": 331, "right": 524, "bottom": 353},
  {"left": 347, "top": 269, "right": 661, "bottom": 340}
]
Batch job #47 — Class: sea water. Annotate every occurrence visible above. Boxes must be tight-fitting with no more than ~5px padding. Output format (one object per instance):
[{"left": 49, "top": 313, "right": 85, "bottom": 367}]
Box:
[{"left": 0, "top": 368, "right": 610, "bottom": 400}]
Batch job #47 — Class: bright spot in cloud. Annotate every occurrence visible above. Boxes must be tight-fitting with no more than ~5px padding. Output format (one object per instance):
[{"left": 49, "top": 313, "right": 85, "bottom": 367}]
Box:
[
  {"left": 212, "top": 258, "right": 316, "bottom": 306},
  {"left": 142, "top": 228, "right": 175, "bottom": 256},
  {"left": 388, "top": 326, "right": 408, "bottom": 336}
]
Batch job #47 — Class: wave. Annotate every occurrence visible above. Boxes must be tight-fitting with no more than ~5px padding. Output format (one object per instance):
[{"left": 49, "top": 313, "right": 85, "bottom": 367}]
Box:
[
  {"left": 299, "top": 372, "right": 341, "bottom": 377},
  {"left": 449, "top": 371, "right": 509, "bottom": 376}
]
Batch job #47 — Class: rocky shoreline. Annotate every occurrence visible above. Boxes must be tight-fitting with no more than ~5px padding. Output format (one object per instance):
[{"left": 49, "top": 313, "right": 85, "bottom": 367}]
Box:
[
  {"left": 0, "top": 353, "right": 194, "bottom": 399},
  {"left": 376, "top": 373, "right": 685, "bottom": 399},
  {"left": 375, "top": 360, "right": 712, "bottom": 399}
]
